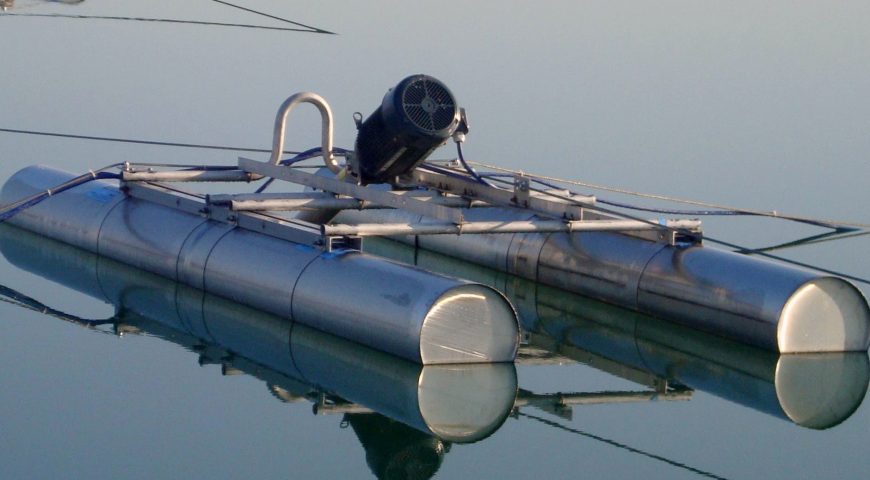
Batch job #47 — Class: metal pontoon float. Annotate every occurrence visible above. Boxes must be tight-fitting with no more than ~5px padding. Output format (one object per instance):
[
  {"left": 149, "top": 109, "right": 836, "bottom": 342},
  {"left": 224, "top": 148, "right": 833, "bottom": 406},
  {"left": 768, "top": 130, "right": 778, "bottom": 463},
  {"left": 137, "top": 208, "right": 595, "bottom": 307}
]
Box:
[
  {"left": 1, "top": 74, "right": 868, "bottom": 358},
  {"left": 3, "top": 223, "right": 864, "bottom": 432}
]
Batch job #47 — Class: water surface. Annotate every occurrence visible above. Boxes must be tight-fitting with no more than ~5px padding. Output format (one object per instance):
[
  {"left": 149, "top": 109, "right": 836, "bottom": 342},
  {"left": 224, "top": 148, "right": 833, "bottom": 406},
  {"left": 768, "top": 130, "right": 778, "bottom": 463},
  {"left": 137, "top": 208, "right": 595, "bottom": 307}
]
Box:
[{"left": 1, "top": 2, "right": 869, "bottom": 479}]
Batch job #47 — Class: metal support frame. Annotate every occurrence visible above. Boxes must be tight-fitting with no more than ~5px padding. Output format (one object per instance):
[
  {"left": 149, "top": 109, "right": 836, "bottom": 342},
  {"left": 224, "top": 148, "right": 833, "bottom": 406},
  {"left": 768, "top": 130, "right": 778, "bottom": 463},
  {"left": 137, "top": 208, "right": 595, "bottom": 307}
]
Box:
[
  {"left": 122, "top": 181, "right": 360, "bottom": 251},
  {"left": 120, "top": 159, "right": 701, "bottom": 247},
  {"left": 122, "top": 169, "right": 257, "bottom": 183},
  {"left": 406, "top": 167, "right": 594, "bottom": 220},
  {"left": 207, "top": 191, "right": 477, "bottom": 212},
  {"left": 322, "top": 218, "right": 702, "bottom": 237},
  {"left": 115, "top": 88, "right": 702, "bottom": 249},
  {"left": 239, "top": 157, "right": 466, "bottom": 223}
]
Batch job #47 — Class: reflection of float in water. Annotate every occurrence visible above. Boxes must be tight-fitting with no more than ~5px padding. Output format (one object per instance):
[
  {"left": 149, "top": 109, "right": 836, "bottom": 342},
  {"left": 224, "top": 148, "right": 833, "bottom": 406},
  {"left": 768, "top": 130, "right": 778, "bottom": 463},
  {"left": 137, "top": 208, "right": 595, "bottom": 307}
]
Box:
[
  {"left": 0, "top": 223, "right": 518, "bottom": 443},
  {"left": 363, "top": 237, "right": 870, "bottom": 430}
]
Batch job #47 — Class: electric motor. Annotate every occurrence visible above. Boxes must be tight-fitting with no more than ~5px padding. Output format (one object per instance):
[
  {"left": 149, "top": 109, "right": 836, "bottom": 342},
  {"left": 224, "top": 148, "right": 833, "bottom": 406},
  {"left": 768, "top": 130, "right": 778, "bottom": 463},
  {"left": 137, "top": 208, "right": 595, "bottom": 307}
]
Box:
[{"left": 354, "top": 75, "right": 461, "bottom": 184}]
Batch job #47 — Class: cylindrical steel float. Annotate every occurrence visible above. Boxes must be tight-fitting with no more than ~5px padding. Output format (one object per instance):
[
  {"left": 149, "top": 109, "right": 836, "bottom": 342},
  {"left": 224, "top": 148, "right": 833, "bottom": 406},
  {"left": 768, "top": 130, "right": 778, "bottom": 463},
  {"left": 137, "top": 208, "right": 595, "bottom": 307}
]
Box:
[
  {"left": 332, "top": 207, "right": 870, "bottom": 353},
  {"left": 354, "top": 237, "right": 870, "bottom": 429},
  {"left": 0, "top": 224, "right": 518, "bottom": 441},
  {"left": 0, "top": 165, "right": 520, "bottom": 364}
]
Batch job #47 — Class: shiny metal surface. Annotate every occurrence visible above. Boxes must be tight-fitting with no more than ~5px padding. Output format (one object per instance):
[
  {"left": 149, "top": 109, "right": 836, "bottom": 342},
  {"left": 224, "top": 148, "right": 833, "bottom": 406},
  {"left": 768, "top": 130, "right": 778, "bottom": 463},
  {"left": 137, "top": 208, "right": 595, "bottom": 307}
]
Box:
[
  {"left": 208, "top": 191, "right": 476, "bottom": 212},
  {"left": 292, "top": 251, "right": 518, "bottom": 363},
  {"left": 630, "top": 317, "right": 870, "bottom": 429},
  {"left": 324, "top": 236, "right": 870, "bottom": 429},
  {"left": 1, "top": 166, "right": 520, "bottom": 364},
  {"left": 323, "top": 218, "right": 702, "bottom": 236},
  {"left": 240, "top": 157, "right": 466, "bottom": 224},
  {"left": 121, "top": 169, "right": 255, "bottom": 182},
  {"left": 638, "top": 246, "right": 870, "bottom": 352},
  {"left": 98, "top": 198, "right": 206, "bottom": 280},
  {"left": 267, "top": 92, "right": 337, "bottom": 172},
  {"left": 335, "top": 207, "right": 529, "bottom": 272},
  {"left": 0, "top": 226, "right": 517, "bottom": 442},
  {"left": 0, "top": 165, "right": 124, "bottom": 251},
  {"left": 176, "top": 220, "right": 234, "bottom": 289},
  {"left": 538, "top": 231, "right": 667, "bottom": 309},
  {"left": 204, "top": 228, "right": 320, "bottom": 319},
  {"left": 335, "top": 207, "right": 870, "bottom": 352},
  {"left": 290, "top": 325, "right": 517, "bottom": 442},
  {"left": 420, "top": 284, "right": 519, "bottom": 364},
  {"left": 778, "top": 278, "right": 870, "bottom": 353}
]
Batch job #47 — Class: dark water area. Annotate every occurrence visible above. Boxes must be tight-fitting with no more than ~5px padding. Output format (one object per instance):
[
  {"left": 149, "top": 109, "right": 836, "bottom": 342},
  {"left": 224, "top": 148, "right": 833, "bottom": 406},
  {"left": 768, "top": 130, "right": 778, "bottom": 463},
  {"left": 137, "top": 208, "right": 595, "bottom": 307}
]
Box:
[{"left": 1, "top": 2, "right": 869, "bottom": 479}]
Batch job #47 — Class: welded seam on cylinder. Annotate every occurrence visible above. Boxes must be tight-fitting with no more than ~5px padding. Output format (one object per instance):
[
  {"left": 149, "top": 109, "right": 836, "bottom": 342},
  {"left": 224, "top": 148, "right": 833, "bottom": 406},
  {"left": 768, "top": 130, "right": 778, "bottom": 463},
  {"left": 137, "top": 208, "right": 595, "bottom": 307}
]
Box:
[
  {"left": 537, "top": 233, "right": 557, "bottom": 282},
  {"left": 630, "top": 246, "right": 668, "bottom": 372},
  {"left": 93, "top": 194, "right": 127, "bottom": 258},
  {"left": 197, "top": 225, "right": 238, "bottom": 296},
  {"left": 634, "top": 243, "right": 671, "bottom": 313},
  {"left": 91, "top": 254, "right": 114, "bottom": 308},
  {"left": 172, "top": 284, "right": 197, "bottom": 338},
  {"left": 288, "top": 251, "right": 325, "bottom": 323},
  {"left": 503, "top": 232, "right": 518, "bottom": 273},
  {"left": 173, "top": 219, "right": 210, "bottom": 282},
  {"left": 195, "top": 225, "right": 239, "bottom": 344},
  {"left": 173, "top": 220, "right": 218, "bottom": 339},
  {"left": 285, "top": 320, "right": 304, "bottom": 383},
  {"left": 174, "top": 220, "right": 216, "bottom": 285}
]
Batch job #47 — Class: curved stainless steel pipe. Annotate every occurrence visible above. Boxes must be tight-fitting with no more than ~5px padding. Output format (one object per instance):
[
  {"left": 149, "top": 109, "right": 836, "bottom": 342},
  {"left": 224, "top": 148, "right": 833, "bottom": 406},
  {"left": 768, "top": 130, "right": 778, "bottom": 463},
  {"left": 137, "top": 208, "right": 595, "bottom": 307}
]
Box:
[{"left": 269, "top": 92, "right": 339, "bottom": 173}]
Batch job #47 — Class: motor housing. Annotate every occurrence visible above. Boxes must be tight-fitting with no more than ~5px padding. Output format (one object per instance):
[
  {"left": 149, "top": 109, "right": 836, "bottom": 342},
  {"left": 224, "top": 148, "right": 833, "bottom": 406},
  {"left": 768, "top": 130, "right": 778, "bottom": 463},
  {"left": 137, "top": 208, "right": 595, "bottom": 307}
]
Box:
[{"left": 354, "top": 75, "right": 461, "bottom": 184}]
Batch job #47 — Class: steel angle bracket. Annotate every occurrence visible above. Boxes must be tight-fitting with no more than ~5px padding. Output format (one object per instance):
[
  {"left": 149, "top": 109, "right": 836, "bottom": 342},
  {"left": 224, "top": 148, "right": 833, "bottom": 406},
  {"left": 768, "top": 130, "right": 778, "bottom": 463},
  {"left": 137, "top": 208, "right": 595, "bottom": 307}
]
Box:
[
  {"left": 239, "top": 157, "right": 465, "bottom": 224},
  {"left": 513, "top": 174, "right": 531, "bottom": 207}
]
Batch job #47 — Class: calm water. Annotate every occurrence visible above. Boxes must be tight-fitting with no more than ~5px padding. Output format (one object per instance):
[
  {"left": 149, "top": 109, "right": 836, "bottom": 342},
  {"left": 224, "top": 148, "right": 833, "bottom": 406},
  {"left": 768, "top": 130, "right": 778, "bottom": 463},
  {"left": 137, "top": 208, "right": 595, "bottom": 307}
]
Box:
[{"left": 1, "top": 1, "right": 869, "bottom": 479}]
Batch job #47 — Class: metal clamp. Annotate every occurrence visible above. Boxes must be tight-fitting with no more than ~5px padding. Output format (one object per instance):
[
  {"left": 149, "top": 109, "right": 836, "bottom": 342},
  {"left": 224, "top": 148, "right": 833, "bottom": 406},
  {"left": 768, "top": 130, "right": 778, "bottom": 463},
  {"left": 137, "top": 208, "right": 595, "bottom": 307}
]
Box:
[
  {"left": 513, "top": 174, "right": 531, "bottom": 207},
  {"left": 269, "top": 92, "right": 339, "bottom": 174}
]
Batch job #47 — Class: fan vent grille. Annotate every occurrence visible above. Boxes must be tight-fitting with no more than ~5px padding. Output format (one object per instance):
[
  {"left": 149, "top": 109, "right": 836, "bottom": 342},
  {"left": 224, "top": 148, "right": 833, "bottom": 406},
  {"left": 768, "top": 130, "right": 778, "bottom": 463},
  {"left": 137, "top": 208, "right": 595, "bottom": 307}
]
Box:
[{"left": 401, "top": 78, "right": 456, "bottom": 132}]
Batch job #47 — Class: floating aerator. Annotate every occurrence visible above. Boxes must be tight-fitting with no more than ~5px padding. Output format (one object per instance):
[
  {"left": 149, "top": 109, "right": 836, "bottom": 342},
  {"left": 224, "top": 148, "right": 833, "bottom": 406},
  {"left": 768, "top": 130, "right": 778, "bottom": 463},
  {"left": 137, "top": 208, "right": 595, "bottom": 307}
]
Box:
[{"left": 354, "top": 75, "right": 461, "bottom": 184}]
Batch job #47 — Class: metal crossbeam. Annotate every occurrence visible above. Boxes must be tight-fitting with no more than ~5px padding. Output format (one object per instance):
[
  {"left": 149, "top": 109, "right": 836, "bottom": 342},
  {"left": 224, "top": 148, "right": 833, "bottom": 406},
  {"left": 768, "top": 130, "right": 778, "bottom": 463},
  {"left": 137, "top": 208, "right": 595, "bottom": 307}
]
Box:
[
  {"left": 239, "top": 157, "right": 465, "bottom": 223},
  {"left": 207, "top": 191, "right": 476, "bottom": 212},
  {"left": 323, "top": 218, "right": 702, "bottom": 237}
]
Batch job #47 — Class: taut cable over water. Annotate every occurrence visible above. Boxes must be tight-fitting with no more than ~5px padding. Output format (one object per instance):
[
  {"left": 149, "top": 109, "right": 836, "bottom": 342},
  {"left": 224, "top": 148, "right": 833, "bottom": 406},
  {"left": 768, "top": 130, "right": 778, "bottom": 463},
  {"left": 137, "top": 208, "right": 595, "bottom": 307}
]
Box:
[{"left": 0, "top": 0, "right": 335, "bottom": 34}]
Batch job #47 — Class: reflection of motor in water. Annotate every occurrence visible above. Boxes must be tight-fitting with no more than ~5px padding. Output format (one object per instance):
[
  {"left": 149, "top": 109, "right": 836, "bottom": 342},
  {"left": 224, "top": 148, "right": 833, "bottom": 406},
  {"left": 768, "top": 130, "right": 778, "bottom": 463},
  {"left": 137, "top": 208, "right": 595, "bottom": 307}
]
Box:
[{"left": 345, "top": 413, "right": 448, "bottom": 480}]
